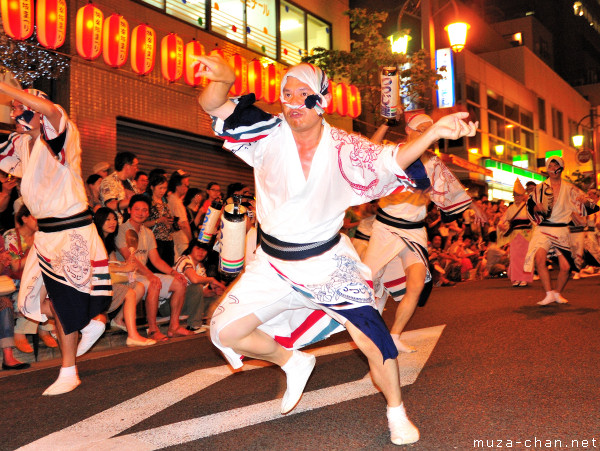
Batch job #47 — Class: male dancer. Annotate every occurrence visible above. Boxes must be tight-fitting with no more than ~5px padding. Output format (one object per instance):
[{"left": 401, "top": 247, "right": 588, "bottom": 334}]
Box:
[
  {"left": 197, "top": 55, "right": 477, "bottom": 445},
  {"left": 0, "top": 83, "right": 111, "bottom": 395},
  {"left": 365, "top": 114, "right": 485, "bottom": 353},
  {"left": 525, "top": 156, "right": 598, "bottom": 305}
]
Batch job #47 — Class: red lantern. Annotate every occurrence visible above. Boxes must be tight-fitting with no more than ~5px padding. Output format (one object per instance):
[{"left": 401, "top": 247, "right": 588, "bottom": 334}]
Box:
[
  {"left": 1, "top": 0, "right": 34, "bottom": 40},
  {"left": 184, "top": 40, "right": 205, "bottom": 87},
  {"left": 130, "top": 24, "right": 155, "bottom": 76},
  {"left": 36, "top": 0, "right": 66, "bottom": 49},
  {"left": 76, "top": 4, "right": 103, "bottom": 60},
  {"left": 324, "top": 80, "right": 336, "bottom": 114},
  {"left": 161, "top": 33, "right": 183, "bottom": 82},
  {"left": 348, "top": 85, "right": 362, "bottom": 119},
  {"left": 247, "top": 59, "right": 263, "bottom": 100},
  {"left": 229, "top": 54, "right": 247, "bottom": 96},
  {"left": 264, "top": 64, "right": 278, "bottom": 103},
  {"left": 335, "top": 83, "right": 349, "bottom": 117},
  {"left": 103, "top": 14, "right": 128, "bottom": 68}
]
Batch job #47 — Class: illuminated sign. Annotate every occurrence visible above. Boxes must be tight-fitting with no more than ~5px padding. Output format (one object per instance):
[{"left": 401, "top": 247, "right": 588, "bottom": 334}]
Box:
[{"left": 435, "top": 48, "right": 455, "bottom": 108}]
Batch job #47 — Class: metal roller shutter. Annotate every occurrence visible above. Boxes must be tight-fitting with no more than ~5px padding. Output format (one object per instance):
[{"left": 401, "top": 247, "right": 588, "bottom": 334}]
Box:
[{"left": 116, "top": 117, "right": 254, "bottom": 195}]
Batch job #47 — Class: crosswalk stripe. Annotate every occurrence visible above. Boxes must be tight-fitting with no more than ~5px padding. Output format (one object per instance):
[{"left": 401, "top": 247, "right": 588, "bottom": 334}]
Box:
[{"left": 17, "top": 325, "right": 445, "bottom": 451}]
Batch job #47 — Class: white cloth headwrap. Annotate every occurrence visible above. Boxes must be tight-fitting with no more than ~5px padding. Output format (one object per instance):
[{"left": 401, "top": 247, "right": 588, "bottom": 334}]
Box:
[{"left": 280, "top": 63, "right": 329, "bottom": 114}]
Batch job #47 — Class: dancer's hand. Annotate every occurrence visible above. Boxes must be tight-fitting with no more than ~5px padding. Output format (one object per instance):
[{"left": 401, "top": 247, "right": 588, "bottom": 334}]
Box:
[
  {"left": 432, "top": 112, "right": 478, "bottom": 141},
  {"left": 195, "top": 55, "right": 236, "bottom": 84}
]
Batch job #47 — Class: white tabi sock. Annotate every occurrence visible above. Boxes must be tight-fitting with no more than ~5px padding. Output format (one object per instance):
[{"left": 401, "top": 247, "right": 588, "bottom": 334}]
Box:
[
  {"left": 43, "top": 365, "right": 81, "bottom": 396},
  {"left": 387, "top": 403, "right": 420, "bottom": 445},
  {"left": 76, "top": 319, "right": 106, "bottom": 357}
]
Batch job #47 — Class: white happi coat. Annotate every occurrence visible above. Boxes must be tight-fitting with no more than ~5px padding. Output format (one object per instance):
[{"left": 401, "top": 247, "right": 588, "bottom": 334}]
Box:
[
  {"left": 209, "top": 110, "right": 414, "bottom": 369},
  {"left": 0, "top": 108, "right": 111, "bottom": 324},
  {"left": 524, "top": 179, "right": 588, "bottom": 272},
  {"left": 365, "top": 151, "right": 471, "bottom": 303}
]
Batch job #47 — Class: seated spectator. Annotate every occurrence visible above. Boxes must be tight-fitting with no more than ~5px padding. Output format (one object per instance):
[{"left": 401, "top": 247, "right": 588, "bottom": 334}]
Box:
[
  {"left": 116, "top": 195, "right": 192, "bottom": 341},
  {"left": 86, "top": 173, "right": 103, "bottom": 213},
  {"left": 99, "top": 152, "right": 139, "bottom": 222},
  {"left": 134, "top": 171, "right": 149, "bottom": 194},
  {"left": 167, "top": 170, "right": 193, "bottom": 260},
  {"left": 145, "top": 174, "right": 175, "bottom": 267},
  {"left": 172, "top": 240, "right": 226, "bottom": 333},
  {"left": 428, "top": 235, "right": 459, "bottom": 286},
  {"left": 4, "top": 206, "right": 57, "bottom": 353},
  {"left": 483, "top": 232, "right": 509, "bottom": 277},
  {"left": 1, "top": 240, "right": 29, "bottom": 370},
  {"left": 94, "top": 208, "right": 155, "bottom": 347}
]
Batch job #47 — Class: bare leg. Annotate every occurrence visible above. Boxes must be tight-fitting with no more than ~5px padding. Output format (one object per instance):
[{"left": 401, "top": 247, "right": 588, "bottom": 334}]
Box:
[
  {"left": 555, "top": 253, "right": 571, "bottom": 293},
  {"left": 123, "top": 284, "right": 147, "bottom": 341},
  {"left": 389, "top": 262, "right": 425, "bottom": 353},
  {"left": 167, "top": 278, "right": 187, "bottom": 333},
  {"left": 534, "top": 248, "right": 551, "bottom": 292},
  {"left": 145, "top": 283, "right": 161, "bottom": 334},
  {"left": 47, "top": 300, "right": 77, "bottom": 368},
  {"left": 218, "top": 313, "right": 292, "bottom": 366}
]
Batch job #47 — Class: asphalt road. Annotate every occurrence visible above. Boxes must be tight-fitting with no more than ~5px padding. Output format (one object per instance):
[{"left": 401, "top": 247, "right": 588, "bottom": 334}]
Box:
[{"left": 3, "top": 274, "right": 600, "bottom": 451}]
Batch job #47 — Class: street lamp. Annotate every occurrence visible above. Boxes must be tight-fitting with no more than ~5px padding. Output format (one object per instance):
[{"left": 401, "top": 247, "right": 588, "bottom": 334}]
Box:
[{"left": 571, "top": 109, "right": 598, "bottom": 189}]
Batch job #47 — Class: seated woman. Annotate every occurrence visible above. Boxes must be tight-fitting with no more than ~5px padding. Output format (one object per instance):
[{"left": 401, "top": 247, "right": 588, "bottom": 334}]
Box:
[
  {"left": 3, "top": 206, "right": 57, "bottom": 353},
  {"left": 94, "top": 208, "right": 155, "bottom": 347},
  {"left": 0, "top": 242, "right": 29, "bottom": 370},
  {"left": 173, "top": 240, "right": 226, "bottom": 333},
  {"left": 145, "top": 174, "right": 176, "bottom": 267}
]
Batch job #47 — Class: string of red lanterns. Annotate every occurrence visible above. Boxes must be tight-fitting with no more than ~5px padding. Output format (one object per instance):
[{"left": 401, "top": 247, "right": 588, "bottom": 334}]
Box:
[{"left": 0, "top": 1, "right": 362, "bottom": 116}]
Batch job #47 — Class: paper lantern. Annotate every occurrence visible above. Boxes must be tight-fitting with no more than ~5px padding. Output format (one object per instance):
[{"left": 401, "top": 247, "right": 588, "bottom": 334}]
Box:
[
  {"left": 348, "top": 85, "right": 362, "bottom": 119},
  {"left": 247, "top": 59, "right": 263, "bottom": 100},
  {"left": 130, "top": 24, "right": 155, "bottom": 75},
  {"left": 1, "top": 0, "right": 34, "bottom": 40},
  {"left": 263, "top": 64, "right": 278, "bottom": 103},
  {"left": 161, "top": 33, "right": 183, "bottom": 82},
  {"left": 184, "top": 40, "right": 205, "bottom": 87},
  {"left": 229, "top": 53, "right": 247, "bottom": 96},
  {"left": 76, "top": 3, "right": 103, "bottom": 60},
  {"left": 36, "top": 0, "right": 66, "bottom": 49},
  {"left": 335, "top": 83, "right": 349, "bottom": 117},
  {"left": 103, "top": 14, "right": 129, "bottom": 68},
  {"left": 324, "top": 80, "right": 336, "bottom": 114}
]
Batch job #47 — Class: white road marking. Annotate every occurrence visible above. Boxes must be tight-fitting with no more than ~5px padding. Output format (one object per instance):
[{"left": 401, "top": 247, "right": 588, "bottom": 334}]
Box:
[{"left": 18, "top": 325, "right": 445, "bottom": 451}]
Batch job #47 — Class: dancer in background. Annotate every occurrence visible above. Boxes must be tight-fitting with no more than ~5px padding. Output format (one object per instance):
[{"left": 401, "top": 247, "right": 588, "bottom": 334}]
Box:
[{"left": 0, "top": 82, "right": 111, "bottom": 395}]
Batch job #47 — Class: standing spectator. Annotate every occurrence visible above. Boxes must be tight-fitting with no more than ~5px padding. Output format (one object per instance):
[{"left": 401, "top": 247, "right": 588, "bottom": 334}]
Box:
[
  {"left": 92, "top": 161, "right": 110, "bottom": 179},
  {"left": 167, "top": 170, "right": 193, "bottom": 260},
  {"left": 99, "top": 152, "right": 139, "bottom": 222},
  {"left": 85, "top": 174, "right": 103, "bottom": 213},
  {"left": 134, "top": 171, "right": 149, "bottom": 194},
  {"left": 0, "top": 83, "right": 111, "bottom": 395},
  {"left": 145, "top": 174, "right": 175, "bottom": 266},
  {"left": 202, "top": 182, "right": 222, "bottom": 214},
  {"left": 184, "top": 188, "right": 204, "bottom": 239},
  {"left": 0, "top": 170, "right": 19, "bottom": 234},
  {"left": 116, "top": 195, "right": 192, "bottom": 341}
]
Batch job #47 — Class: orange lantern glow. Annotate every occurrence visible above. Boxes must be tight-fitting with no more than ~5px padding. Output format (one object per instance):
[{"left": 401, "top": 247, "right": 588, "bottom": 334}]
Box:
[
  {"left": 76, "top": 4, "right": 103, "bottom": 60},
  {"left": 209, "top": 48, "right": 224, "bottom": 58},
  {"left": 1, "top": 0, "right": 34, "bottom": 40},
  {"left": 324, "top": 80, "right": 336, "bottom": 114},
  {"left": 102, "top": 14, "right": 128, "bottom": 68},
  {"left": 335, "top": 83, "right": 349, "bottom": 117},
  {"left": 130, "top": 24, "right": 155, "bottom": 76},
  {"left": 264, "top": 64, "right": 278, "bottom": 103},
  {"left": 36, "top": 0, "right": 66, "bottom": 49},
  {"left": 161, "top": 33, "right": 184, "bottom": 82},
  {"left": 247, "top": 59, "right": 263, "bottom": 100},
  {"left": 228, "top": 53, "right": 247, "bottom": 96},
  {"left": 184, "top": 40, "right": 205, "bottom": 87},
  {"left": 348, "top": 85, "right": 361, "bottom": 119}
]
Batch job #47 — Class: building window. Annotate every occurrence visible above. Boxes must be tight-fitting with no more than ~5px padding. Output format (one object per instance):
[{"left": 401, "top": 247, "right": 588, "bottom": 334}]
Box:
[
  {"left": 466, "top": 80, "right": 479, "bottom": 104},
  {"left": 504, "top": 99, "right": 519, "bottom": 122},
  {"left": 487, "top": 90, "right": 504, "bottom": 116},
  {"left": 138, "top": 0, "right": 331, "bottom": 63},
  {"left": 538, "top": 97, "right": 546, "bottom": 131},
  {"left": 552, "top": 107, "right": 564, "bottom": 141},
  {"left": 520, "top": 108, "right": 533, "bottom": 129},
  {"left": 166, "top": 0, "right": 206, "bottom": 28}
]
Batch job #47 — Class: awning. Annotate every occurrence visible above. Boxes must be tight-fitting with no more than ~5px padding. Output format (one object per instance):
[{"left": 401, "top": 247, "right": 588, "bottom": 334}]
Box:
[{"left": 439, "top": 153, "right": 492, "bottom": 176}]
